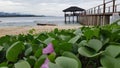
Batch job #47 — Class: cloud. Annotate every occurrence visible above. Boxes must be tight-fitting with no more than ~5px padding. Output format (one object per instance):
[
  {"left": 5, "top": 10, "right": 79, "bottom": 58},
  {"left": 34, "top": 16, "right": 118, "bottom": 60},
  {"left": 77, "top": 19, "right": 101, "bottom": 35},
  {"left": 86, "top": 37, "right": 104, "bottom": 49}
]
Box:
[{"left": 1, "top": 0, "right": 118, "bottom": 16}]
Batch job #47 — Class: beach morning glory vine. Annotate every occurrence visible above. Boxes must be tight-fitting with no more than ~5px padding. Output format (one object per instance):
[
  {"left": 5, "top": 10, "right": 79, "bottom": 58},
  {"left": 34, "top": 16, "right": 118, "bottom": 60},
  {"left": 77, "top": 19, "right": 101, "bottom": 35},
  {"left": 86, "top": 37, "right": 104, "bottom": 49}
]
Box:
[{"left": 41, "top": 43, "right": 55, "bottom": 68}]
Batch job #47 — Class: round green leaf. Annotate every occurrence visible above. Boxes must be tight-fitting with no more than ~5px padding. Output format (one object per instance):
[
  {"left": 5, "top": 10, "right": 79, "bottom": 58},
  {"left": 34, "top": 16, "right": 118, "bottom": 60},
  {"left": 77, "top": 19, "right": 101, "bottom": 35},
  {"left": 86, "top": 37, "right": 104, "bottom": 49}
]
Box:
[
  {"left": 87, "top": 39, "right": 103, "bottom": 52},
  {"left": 49, "top": 62, "right": 62, "bottom": 68},
  {"left": 6, "top": 41, "right": 25, "bottom": 62},
  {"left": 14, "top": 60, "right": 31, "bottom": 68},
  {"left": 105, "top": 45, "right": 120, "bottom": 58},
  {"left": 78, "top": 47, "right": 103, "bottom": 57},
  {"left": 55, "top": 57, "right": 78, "bottom": 68},
  {"left": 100, "top": 56, "right": 115, "bottom": 68},
  {"left": 49, "top": 57, "right": 79, "bottom": 68},
  {"left": 62, "top": 52, "right": 82, "bottom": 68}
]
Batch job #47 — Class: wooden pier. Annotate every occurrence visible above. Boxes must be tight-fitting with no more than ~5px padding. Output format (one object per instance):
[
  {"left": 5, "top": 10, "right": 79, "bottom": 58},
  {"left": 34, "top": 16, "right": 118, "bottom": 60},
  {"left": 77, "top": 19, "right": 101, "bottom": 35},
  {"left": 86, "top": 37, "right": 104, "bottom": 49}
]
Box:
[
  {"left": 63, "top": 0, "right": 120, "bottom": 25},
  {"left": 63, "top": 6, "right": 85, "bottom": 23},
  {"left": 79, "top": 0, "right": 120, "bottom": 26}
]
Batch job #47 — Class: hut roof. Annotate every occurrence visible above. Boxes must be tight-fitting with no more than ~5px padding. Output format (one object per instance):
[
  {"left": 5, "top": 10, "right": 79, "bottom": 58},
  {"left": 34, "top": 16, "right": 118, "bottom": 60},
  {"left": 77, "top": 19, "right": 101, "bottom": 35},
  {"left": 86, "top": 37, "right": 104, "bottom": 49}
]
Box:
[{"left": 63, "top": 6, "right": 85, "bottom": 12}]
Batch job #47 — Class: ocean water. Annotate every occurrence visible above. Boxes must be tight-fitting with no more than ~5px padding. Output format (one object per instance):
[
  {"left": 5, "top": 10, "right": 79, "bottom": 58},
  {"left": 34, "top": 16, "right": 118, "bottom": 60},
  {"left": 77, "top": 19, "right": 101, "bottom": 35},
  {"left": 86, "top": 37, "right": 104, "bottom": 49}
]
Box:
[{"left": 0, "top": 17, "right": 80, "bottom": 27}]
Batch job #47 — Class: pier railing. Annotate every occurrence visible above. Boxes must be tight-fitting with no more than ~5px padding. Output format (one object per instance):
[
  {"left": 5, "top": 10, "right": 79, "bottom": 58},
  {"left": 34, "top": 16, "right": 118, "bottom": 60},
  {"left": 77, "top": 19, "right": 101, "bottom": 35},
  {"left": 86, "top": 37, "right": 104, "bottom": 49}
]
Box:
[
  {"left": 81, "top": 0, "right": 120, "bottom": 15},
  {"left": 80, "top": 0, "right": 120, "bottom": 26}
]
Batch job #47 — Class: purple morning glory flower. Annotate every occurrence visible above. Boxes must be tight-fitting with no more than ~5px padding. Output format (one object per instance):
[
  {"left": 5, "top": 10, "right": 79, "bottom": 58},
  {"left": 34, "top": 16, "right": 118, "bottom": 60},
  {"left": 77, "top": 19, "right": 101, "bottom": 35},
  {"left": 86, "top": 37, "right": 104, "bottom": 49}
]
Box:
[
  {"left": 43, "top": 43, "right": 54, "bottom": 54},
  {"left": 41, "top": 58, "right": 49, "bottom": 68}
]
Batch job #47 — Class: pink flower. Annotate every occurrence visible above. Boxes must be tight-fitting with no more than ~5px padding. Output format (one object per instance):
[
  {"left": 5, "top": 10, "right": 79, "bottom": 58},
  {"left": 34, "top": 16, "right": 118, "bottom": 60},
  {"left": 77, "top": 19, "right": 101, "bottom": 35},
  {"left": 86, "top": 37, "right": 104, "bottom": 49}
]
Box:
[
  {"left": 43, "top": 43, "right": 54, "bottom": 54},
  {"left": 41, "top": 58, "right": 49, "bottom": 68}
]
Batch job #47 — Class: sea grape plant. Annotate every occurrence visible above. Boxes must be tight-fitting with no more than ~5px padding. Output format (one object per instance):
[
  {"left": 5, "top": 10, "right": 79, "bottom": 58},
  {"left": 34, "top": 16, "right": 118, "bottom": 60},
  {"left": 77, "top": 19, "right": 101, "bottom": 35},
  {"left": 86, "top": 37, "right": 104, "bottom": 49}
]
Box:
[{"left": 0, "top": 20, "right": 120, "bottom": 68}]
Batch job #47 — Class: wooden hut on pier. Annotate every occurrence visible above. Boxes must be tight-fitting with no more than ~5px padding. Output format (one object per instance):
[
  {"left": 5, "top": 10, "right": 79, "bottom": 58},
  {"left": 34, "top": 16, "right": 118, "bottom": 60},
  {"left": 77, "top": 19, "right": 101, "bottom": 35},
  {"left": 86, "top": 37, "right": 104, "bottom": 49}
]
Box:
[{"left": 63, "top": 6, "right": 85, "bottom": 23}]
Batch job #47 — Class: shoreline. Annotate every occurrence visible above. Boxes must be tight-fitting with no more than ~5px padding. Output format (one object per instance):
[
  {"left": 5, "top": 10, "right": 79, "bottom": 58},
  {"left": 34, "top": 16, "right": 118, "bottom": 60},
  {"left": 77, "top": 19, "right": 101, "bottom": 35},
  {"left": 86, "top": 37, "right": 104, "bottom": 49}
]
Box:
[{"left": 0, "top": 25, "right": 81, "bottom": 37}]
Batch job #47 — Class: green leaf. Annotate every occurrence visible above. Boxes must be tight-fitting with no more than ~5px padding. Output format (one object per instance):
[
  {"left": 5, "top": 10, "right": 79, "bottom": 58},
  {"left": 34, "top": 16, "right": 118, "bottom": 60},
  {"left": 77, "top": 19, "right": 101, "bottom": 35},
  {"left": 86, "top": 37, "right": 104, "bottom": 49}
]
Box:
[
  {"left": 87, "top": 39, "right": 103, "bottom": 52},
  {"left": 14, "top": 60, "right": 31, "bottom": 68},
  {"left": 34, "top": 48, "right": 42, "bottom": 58},
  {"left": 0, "top": 46, "right": 3, "bottom": 51},
  {"left": 26, "top": 56, "right": 36, "bottom": 67},
  {"left": 43, "top": 37, "right": 54, "bottom": 44},
  {"left": 74, "top": 29, "right": 82, "bottom": 35},
  {"left": 29, "top": 29, "right": 36, "bottom": 34},
  {"left": 59, "top": 35, "right": 70, "bottom": 41},
  {"left": 114, "top": 60, "right": 120, "bottom": 68},
  {"left": 54, "top": 28, "right": 59, "bottom": 34},
  {"left": 6, "top": 41, "right": 25, "bottom": 62},
  {"left": 48, "top": 53, "right": 56, "bottom": 62},
  {"left": 31, "top": 44, "right": 40, "bottom": 53},
  {"left": 55, "top": 42, "right": 72, "bottom": 55},
  {"left": 49, "top": 57, "right": 79, "bottom": 68},
  {"left": 100, "top": 55, "right": 115, "bottom": 68},
  {"left": 78, "top": 47, "right": 103, "bottom": 57},
  {"left": 93, "top": 28, "right": 100, "bottom": 38},
  {"left": 0, "top": 67, "right": 8, "bottom": 68},
  {"left": 49, "top": 62, "right": 62, "bottom": 68},
  {"left": 0, "top": 62, "right": 7, "bottom": 67},
  {"left": 78, "top": 40, "right": 87, "bottom": 47},
  {"left": 105, "top": 45, "right": 120, "bottom": 58},
  {"left": 62, "top": 52, "right": 82, "bottom": 68},
  {"left": 98, "top": 67, "right": 107, "bottom": 68},
  {"left": 84, "top": 29, "right": 94, "bottom": 40},
  {"left": 24, "top": 47, "right": 32, "bottom": 56},
  {"left": 69, "top": 35, "right": 80, "bottom": 44},
  {"left": 37, "top": 33, "right": 48, "bottom": 41},
  {"left": 55, "top": 57, "right": 79, "bottom": 68},
  {"left": 34, "top": 55, "right": 47, "bottom": 68}
]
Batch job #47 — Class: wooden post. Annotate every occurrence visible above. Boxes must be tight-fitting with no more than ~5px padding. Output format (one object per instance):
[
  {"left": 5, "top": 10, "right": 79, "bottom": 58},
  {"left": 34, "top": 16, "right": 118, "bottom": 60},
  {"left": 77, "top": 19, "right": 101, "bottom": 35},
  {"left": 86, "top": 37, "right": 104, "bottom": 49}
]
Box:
[
  {"left": 69, "top": 14, "right": 70, "bottom": 23},
  {"left": 103, "top": 0, "right": 106, "bottom": 14},
  {"left": 104, "top": 16, "right": 110, "bottom": 24},
  {"left": 108, "top": 7, "right": 110, "bottom": 12},
  {"left": 94, "top": 7, "right": 96, "bottom": 14},
  {"left": 103, "top": 0, "right": 106, "bottom": 25},
  {"left": 98, "top": 6, "right": 100, "bottom": 14},
  {"left": 113, "top": 0, "right": 115, "bottom": 13},
  {"left": 64, "top": 12, "right": 67, "bottom": 23},
  {"left": 73, "top": 12, "right": 74, "bottom": 23},
  {"left": 77, "top": 15, "right": 78, "bottom": 23},
  {"left": 115, "top": 5, "right": 117, "bottom": 12}
]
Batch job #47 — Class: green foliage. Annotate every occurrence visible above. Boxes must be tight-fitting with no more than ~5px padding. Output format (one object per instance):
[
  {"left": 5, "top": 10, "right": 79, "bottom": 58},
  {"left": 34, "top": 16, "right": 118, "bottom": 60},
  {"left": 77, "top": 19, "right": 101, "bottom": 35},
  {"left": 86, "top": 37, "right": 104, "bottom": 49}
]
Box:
[
  {"left": 6, "top": 41, "right": 25, "bottom": 62},
  {"left": 14, "top": 60, "right": 31, "bottom": 68},
  {"left": 34, "top": 55, "right": 47, "bottom": 68},
  {"left": 49, "top": 57, "right": 79, "bottom": 68},
  {"left": 0, "top": 22, "right": 120, "bottom": 68},
  {"left": 62, "top": 52, "right": 82, "bottom": 68},
  {"left": 0, "top": 46, "right": 3, "bottom": 51}
]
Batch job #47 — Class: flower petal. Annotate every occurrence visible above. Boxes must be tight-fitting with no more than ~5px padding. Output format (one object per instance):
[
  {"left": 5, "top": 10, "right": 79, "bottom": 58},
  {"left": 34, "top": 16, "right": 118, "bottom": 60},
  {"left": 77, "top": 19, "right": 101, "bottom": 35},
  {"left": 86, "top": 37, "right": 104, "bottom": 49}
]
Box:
[
  {"left": 43, "top": 43, "right": 54, "bottom": 54},
  {"left": 41, "top": 58, "right": 49, "bottom": 68}
]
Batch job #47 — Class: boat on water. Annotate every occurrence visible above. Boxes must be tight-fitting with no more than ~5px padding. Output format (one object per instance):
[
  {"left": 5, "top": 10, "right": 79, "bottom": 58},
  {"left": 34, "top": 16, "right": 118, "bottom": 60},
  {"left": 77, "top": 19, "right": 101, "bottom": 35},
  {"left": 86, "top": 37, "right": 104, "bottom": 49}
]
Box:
[
  {"left": 36, "top": 23, "right": 56, "bottom": 26},
  {"left": 34, "top": 21, "right": 56, "bottom": 26}
]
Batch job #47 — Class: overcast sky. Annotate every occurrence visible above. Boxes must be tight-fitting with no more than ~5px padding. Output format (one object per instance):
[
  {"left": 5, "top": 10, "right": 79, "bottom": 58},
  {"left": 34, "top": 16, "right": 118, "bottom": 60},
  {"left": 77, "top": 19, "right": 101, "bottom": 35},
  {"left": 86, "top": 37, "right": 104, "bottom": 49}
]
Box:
[{"left": 0, "top": 0, "right": 115, "bottom": 16}]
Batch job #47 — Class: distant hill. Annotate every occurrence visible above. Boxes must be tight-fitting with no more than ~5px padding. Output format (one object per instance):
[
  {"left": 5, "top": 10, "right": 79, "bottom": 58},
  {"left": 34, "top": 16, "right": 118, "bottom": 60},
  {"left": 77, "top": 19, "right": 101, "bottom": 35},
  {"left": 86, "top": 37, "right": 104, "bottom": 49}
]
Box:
[{"left": 0, "top": 12, "right": 46, "bottom": 17}]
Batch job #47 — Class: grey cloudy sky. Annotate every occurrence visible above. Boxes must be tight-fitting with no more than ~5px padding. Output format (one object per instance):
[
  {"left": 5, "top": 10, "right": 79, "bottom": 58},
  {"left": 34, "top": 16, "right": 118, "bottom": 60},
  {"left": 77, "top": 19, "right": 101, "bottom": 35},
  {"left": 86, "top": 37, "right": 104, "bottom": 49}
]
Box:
[{"left": 0, "top": 0, "right": 110, "bottom": 16}]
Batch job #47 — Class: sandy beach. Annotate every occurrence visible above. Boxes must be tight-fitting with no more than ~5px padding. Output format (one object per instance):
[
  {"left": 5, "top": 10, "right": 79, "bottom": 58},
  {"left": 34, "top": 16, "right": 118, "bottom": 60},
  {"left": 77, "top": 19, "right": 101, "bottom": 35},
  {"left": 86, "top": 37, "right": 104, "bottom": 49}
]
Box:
[{"left": 0, "top": 25, "right": 81, "bottom": 37}]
